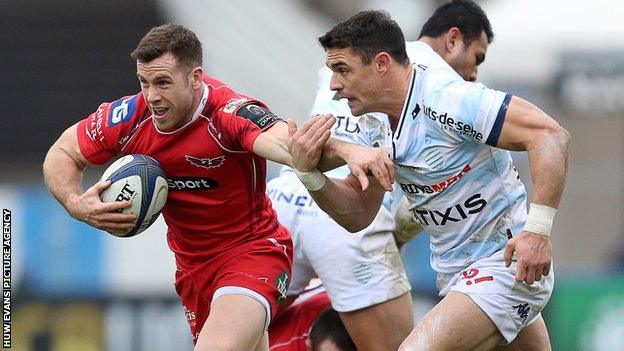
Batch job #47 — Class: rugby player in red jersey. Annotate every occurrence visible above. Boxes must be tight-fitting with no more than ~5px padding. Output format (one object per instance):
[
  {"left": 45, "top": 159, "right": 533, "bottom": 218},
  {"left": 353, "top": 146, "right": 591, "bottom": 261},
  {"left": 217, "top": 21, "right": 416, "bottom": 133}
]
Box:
[
  {"left": 269, "top": 286, "right": 355, "bottom": 351},
  {"left": 43, "top": 24, "right": 389, "bottom": 351}
]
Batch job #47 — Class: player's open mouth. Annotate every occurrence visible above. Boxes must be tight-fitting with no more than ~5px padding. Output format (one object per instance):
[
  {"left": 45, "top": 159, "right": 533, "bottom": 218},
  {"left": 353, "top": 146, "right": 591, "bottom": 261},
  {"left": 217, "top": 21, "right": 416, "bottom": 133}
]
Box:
[{"left": 152, "top": 107, "right": 169, "bottom": 118}]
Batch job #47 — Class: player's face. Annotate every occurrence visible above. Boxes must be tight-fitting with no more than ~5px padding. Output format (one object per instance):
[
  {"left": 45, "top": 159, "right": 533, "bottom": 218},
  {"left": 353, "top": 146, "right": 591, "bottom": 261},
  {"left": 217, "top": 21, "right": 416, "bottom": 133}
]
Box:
[
  {"left": 326, "top": 47, "right": 382, "bottom": 116},
  {"left": 310, "top": 338, "right": 342, "bottom": 351},
  {"left": 137, "top": 52, "right": 197, "bottom": 132},
  {"left": 446, "top": 31, "right": 488, "bottom": 82}
]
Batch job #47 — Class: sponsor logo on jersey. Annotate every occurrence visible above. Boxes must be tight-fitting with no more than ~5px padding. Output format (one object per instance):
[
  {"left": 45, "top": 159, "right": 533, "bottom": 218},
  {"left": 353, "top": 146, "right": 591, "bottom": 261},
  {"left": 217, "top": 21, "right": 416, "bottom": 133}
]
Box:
[
  {"left": 185, "top": 155, "right": 225, "bottom": 170},
  {"left": 411, "top": 104, "right": 421, "bottom": 119},
  {"left": 410, "top": 193, "right": 487, "bottom": 226},
  {"left": 206, "top": 117, "right": 221, "bottom": 140},
  {"left": 167, "top": 177, "right": 218, "bottom": 191},
  {"left": 421, "top": 104, "right": 484, "bottom": 142},
  {"left": 85, "top": 104, "right": 106, "bottom": 142},
  {"left": 222, "top": 98, "right": 249, "bottom": 114},
  {"left": 267, "top": 189, "right": 315, "bottom": 207},
  {"left": 236, "top": 104, "right": 281, "bottom": 129},
  {"left": 108, "top": 95, "right": 139, "bottom": 126},
  {"left": 399, "top": 164, "right": 472, "bottom": 194},
  {"left": 267, "top": 189, "right": 319, "bottom": 216},
  {"left": 333, "top": 115, "right": 360, "bottom": 135}
]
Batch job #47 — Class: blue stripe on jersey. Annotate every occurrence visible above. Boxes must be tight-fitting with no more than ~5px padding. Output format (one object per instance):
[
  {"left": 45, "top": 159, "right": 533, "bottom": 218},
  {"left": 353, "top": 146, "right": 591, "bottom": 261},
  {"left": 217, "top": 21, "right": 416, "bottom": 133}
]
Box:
[{"left": 486, "top": 93, "right": 512, "bottom": 146}]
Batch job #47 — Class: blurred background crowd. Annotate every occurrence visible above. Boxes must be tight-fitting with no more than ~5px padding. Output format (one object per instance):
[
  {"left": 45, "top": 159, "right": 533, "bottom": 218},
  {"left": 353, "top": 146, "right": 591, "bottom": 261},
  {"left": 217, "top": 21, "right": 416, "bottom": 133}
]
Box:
[{"left": 1, "top": 0, "right": 623, "bottom": 350}]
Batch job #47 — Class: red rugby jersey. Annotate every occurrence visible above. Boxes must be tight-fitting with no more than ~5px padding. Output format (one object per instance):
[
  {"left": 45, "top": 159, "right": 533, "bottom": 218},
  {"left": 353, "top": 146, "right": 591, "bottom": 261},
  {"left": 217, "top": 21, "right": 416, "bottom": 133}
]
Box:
[
  {"left": 77, "top": 75, "right": 287, "bottom": 271},
  {"left": 269, "top": 289, "right": 331, "bottom": 351}
]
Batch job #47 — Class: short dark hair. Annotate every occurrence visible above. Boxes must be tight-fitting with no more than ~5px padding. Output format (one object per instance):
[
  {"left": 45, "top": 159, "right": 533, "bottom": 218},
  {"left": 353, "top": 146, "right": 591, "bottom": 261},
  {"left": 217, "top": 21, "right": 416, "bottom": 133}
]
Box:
[
  {"left": 131, "top": 23, "right": 203, "bottom": 70},
  {"left": 309, "top": 308, "right": 356, "bottom": 351},
  {"left": 418, "top": 0, "right": 494, "bottom": 45},
  {"left": 319, "top": 10, "right": 409, "bottom": 66}
]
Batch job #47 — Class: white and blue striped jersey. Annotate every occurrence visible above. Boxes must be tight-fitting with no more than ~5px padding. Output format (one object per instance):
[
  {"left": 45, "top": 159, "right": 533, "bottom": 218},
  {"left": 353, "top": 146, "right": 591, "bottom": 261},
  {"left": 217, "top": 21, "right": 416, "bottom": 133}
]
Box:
[
  {"left": 307, "top": 41, "right": 463, "bottom": 211},
  {"left": 356, "top": 65, "right": 527, "bottom": 277}
]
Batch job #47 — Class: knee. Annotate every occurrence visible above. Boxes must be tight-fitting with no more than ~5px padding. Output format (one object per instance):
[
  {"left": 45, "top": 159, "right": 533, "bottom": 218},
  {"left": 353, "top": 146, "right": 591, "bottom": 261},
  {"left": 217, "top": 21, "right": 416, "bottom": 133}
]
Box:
[{"left": 397, "top": 327, "right": 438, "bottom": 351}]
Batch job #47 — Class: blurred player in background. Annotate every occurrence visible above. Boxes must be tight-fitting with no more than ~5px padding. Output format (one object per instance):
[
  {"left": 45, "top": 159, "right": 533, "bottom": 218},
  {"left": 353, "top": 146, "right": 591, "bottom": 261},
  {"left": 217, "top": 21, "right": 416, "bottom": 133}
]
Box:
[
  {"left": 267, "top": 1, "right": 494, "bottom": 349},
  {"left": 269, "top": 285, "right": 356, "bottom": 351},
  {"left": 42, "top": 24, "right": 380, "bottom": 351},
  {"left": 290, "top": 10, "right": 570, "bottom": 351}
]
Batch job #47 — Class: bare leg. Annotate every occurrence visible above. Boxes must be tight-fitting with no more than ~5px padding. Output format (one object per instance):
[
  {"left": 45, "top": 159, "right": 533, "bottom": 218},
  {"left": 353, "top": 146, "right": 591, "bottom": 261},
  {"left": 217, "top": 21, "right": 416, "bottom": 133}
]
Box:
[
  {"left": 339, "top": 292, "right": 414, "bottom": 350},
  {"left": 195, "top": 294, "right": 267, "bottom": 351},
  {"left": 254, "top": 332, "right": 269, "bottom": 351},
  {"left": 495, "top": 316, "right": 551, "bottom": 351},
  {"left": 399, "top": 291, "right": 502, "bottom": 351}
]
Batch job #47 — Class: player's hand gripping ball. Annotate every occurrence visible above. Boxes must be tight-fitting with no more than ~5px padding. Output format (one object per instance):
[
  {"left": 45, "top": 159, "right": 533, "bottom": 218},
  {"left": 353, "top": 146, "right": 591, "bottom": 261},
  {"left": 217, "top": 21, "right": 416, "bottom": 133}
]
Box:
[{"left": 100, "top": 154, "right": 168, "bottom": 237}]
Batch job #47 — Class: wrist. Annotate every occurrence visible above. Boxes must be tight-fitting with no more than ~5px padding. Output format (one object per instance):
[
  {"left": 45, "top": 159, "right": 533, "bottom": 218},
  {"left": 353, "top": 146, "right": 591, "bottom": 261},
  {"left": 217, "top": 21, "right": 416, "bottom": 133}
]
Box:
[
  {"left": 523, "top": 203, "right": 557, "bottom": 237},
  {"left": 294, "top": 168, "right": 327, "bottom": 191}
]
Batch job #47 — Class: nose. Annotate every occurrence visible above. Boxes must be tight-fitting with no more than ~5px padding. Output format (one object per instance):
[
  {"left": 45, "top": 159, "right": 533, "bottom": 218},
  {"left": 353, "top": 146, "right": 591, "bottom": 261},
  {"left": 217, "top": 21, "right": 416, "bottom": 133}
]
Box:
[
  {"left": 144, "top": 86, "right": 161, "bottom": 104},
  {"left": 467, "top": 68, "right": 478, "bottom": 82},
  {"left": 329, "top": 73, "right": 343, "bottom": 92}
]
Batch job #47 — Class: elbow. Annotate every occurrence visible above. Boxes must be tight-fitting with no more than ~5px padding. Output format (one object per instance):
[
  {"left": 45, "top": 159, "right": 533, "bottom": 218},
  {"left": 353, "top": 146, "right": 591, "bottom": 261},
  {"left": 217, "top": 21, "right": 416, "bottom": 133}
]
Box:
[
  {"left": 329, "top": 208, "right": 372, "bottom": 233},
  {"left": 340, "top": 212, "right": 375, "bottom": 233},
  {"left": 549, "top": 122, "right": 571, "bottom": 152},
  {"left": 344, "top": 222, "right": 367, "bottom": 233}
]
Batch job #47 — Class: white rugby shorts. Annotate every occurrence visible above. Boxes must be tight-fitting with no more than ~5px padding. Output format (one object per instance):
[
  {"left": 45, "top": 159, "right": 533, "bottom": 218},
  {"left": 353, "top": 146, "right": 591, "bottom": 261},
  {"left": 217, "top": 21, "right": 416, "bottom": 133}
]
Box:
[
  {"left": 440, "top": 250, "right": 554, "bottom": 343},
  {"left": 267, "top": 171, "right": 411, "bottom": 312}
]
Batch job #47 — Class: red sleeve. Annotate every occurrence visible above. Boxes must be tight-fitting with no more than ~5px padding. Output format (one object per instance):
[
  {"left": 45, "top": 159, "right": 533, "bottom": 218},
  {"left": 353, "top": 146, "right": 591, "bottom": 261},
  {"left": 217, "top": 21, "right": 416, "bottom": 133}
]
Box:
[
  {"left": 205, "top": 77, "right": 282, "bottom": 152},
  {"left": 76, "top": 93, "right": 149, "bottom": 165}
]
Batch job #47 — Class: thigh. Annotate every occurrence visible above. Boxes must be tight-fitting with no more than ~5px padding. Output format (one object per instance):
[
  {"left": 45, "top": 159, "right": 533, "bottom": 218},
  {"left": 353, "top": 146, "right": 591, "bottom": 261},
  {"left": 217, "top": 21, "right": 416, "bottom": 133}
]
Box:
[
  {"left": 195, "top": 294, "right": 267, "bottom": 351},
  {"left": 399, "top": 291, "right": 502, "bottom": 351},
  {"left": 339, "top": 292, "right": 414, "bottom": 350},
  {"left": 450, "top": 253, "right": 554, "bottom": 344},
  {"left": 177, "top": 237, "right": 292, "bottom": 345}
]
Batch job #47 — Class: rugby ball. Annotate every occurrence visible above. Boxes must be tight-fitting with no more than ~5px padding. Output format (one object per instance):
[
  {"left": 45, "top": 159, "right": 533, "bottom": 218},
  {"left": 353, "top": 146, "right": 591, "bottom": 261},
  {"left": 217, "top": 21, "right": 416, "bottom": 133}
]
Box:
[{"left": 99, "top": 154, "right": 168, "bottom": 237}]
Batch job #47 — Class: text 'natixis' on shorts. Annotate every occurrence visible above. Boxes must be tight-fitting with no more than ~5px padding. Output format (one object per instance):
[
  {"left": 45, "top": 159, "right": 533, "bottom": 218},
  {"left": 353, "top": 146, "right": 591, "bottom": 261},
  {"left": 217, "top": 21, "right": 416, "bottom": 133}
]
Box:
[{"left": 2, "top": 209, "right": 11, "bottom": 348}]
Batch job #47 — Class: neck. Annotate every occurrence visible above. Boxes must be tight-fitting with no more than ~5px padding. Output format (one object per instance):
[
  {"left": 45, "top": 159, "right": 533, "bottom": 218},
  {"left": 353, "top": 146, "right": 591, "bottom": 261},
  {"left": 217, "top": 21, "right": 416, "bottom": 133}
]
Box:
[
  {"left": 191, "top": 83, "right": 205, "bottom": 113},
  {"left": 419, "top": 36, "right": 446, "bottom": 60},
  {"left": 385, "top": 64, "right": 413, "bottom": 131}
]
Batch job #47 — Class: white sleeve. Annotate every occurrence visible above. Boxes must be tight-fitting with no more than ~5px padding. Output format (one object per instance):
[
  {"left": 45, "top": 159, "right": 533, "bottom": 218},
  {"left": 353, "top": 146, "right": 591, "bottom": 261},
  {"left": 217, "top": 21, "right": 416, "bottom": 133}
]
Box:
[{"left": 421, "top": 69, "right": 512, "bottom": 146}]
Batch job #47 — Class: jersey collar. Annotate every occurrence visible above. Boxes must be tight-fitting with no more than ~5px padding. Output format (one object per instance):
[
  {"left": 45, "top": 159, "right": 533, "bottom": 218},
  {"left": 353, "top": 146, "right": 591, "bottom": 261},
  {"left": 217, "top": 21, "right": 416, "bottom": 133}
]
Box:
[
  {"left": 153, "top": 82, "right": 209, "bottom": 135},
  {"left": 393, "top": 68, "right": 417, "bottom": 141}
]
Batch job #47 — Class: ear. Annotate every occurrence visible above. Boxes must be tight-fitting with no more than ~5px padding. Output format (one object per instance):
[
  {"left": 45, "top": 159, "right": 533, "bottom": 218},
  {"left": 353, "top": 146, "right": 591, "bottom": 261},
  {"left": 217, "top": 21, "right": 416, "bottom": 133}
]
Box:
[
  {"left": 445, "top": 27, "right": 463, "bottom": 52},
  {"left": 374, "top": 52, "right": 392, "bottom": 73},
  {"left": 189, "top": 66, "right": 204, "bottom": 89}
]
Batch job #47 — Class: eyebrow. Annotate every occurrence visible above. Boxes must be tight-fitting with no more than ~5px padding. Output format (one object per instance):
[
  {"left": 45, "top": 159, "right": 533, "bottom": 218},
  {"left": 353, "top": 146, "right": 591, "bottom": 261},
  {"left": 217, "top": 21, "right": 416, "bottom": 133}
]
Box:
[
  {"left": 137, "top": 74, "right": 172, "bottom": 81},
  {"left": 326, "top": 61, "right": 348, "bottom": 71}
]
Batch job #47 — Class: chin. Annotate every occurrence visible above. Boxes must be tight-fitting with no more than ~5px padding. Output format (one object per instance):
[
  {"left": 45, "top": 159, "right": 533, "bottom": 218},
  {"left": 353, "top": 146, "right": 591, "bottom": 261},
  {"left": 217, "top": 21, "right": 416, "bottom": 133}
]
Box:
[{"left": 349, "top": 107, "right": 366, "bottom": 117}]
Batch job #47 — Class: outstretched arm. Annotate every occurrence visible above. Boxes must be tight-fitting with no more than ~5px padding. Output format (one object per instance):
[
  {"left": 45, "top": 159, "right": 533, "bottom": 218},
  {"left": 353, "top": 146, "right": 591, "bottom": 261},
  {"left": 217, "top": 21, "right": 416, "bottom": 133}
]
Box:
[
  {"left": 254, "top": 115, "right": 395, "bottom": 191},
  {"left": 43, "top": 123, "right": 135, "bottom": 235},
  {"left": 289, "top": 115, "right": 394, "bottom": 191},
  {"left": 286, "top": 116, "right": 387, "bottom": 231},
  {"left": 499, "top": 96, "right": 571, "bottom": 284}
]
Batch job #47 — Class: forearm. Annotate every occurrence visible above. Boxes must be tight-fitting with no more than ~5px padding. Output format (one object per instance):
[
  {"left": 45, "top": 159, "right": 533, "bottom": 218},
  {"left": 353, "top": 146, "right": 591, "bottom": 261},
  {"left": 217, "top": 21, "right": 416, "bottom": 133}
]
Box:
[
  {"left": 526, "top": 124, "right": 570, "bottom": 207},
  {"left": 317, "top": 138, "right": 349, "bottom": 172},
  {"left": 253, "top": 121, "right": 293, "bottom": 167},
  {"left": 309, "top": 174, "right": 384, "bottom": 232}
]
